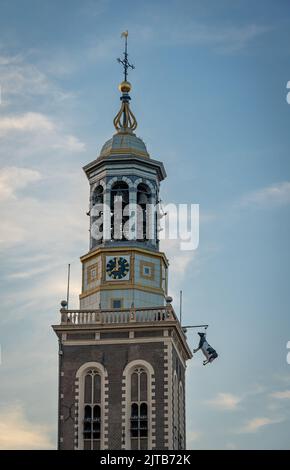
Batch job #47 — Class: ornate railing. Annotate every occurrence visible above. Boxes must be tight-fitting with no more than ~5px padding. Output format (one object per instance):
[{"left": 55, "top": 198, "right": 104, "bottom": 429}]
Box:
[{"left": 60, "top": 306, "right": 176, "bottom": 325}]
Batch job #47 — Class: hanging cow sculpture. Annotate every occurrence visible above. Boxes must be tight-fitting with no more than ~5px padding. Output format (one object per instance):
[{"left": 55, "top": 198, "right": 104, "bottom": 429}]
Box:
[{"left": 193, "top": 332, "right": 218, "bottom": 365}]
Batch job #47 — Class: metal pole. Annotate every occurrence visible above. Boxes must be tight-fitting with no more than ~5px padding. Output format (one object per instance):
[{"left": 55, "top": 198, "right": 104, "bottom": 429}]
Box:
[
  {"left": 182, "top": 324, "right": 208, "bottom": 329},
  {"left": 179, "top": 290, "right": 182, "bottom": 324},
  {"left": 124, "top": 34, "right": 128, "bottom": 81},
  {"left": 66, "top": 263, "right": 70, "bottom": 309}
]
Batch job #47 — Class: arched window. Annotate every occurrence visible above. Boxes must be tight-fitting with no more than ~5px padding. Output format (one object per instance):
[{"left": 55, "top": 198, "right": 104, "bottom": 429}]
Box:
[
  {"left": 123, "top": 360, "right": 154, "bottom": 450},
  {"left": 130, "top": 367, "right": 148, "bottom": 450},
  {"left": 91, "top": 185, "right": 104, "bottom": 246},
  {"left": 82, "top": 369, "right": 102, "bottom": 450},
  {"left": 111, "top": 182, "right": 129, "bottom": 240},
  {"left": 76, "top": 362, "right": 107, "bottom": 450},
  {"left": 137, "top": 183, "right": 151, "bottom": 241}
]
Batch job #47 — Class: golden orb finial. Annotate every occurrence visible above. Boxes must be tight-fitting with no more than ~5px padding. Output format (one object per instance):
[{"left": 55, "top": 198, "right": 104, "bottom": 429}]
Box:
[{"left": 118, "top": 80, "right": 132, "bottom": 93}]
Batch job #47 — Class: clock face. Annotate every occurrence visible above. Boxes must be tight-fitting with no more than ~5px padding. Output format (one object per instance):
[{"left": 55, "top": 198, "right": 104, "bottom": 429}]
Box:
[{"left": 106, "top": 256, "right": 130, "bottom": 280}]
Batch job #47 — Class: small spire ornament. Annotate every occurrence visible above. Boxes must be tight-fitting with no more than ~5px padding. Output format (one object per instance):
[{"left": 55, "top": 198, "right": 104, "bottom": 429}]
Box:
[{"left": 114, "top": 31, "right": 137, "bottom": 133}]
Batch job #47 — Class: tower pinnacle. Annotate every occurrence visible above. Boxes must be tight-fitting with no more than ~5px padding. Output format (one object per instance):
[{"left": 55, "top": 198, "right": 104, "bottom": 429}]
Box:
[
  {"left": 114, "top": 31, "right": 137, "bottom": 133},
  {"left": 117, "top": 30, "right": 135, "bottom": 82}
]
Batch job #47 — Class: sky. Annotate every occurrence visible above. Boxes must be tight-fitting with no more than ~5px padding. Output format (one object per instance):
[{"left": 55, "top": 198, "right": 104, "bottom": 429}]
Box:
[{"left": 0, "top": 0, "right": 290, "bottom": 450}]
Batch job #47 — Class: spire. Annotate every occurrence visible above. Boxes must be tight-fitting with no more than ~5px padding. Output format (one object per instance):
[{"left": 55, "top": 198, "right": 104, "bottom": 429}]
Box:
[
  {"left": 117, "top": 31, "right": 135, "bottom": 82},
  {"left": 113, "top": 31, "right": 137, "bottom": 133}
]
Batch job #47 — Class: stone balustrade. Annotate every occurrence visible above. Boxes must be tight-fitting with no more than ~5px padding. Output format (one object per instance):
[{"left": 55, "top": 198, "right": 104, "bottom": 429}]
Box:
[{"left": 60, "top": 305, "right": 176, "bottom": 325}]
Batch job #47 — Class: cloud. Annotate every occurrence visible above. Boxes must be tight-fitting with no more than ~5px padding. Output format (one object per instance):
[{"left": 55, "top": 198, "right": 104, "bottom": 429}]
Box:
[
  {"left": 51, "top": 134, "right": 86, "bottom": 152},
  {"left": 0, "top": 220, "right": 27, "bottom": 245},
  {"left": 135, "top": 20, "right": 271, "bottom": 54},
  {"left": 0, "top": 53, "right": 72, "bottom": 105},
  {"left": 0, "top": 166, "right": 42, "bottom": 201},
  {"left": 161, "top": 239, "right": 195, "bottom": 274},
  {"left": 0, "top": 112, "right": 85, "bottom": 152},
  {"left": 0, "top": 187, "right": 87, "bottom": 249},
  {"left": 207, "top": 392, "right": 242, "bottom": 410},
  {"left": 167, "top": 22, "right": 271, "bottom": 53},
  {"left": 6, "top": 264, "right": 55, "bottom": 280},
  {"left": 0, "top": 167, "right": 85, "bottom": 317},
  {"left": 187, "top": 430, "right": 201, "bottom": 440},
  {"left": 270, "top": 390, "right": 290, "bottom": 400},
  {"left": 226, "top": 443, "right": 238, "bottom": 450},
  {"left": 239, "top": 417, "right": 284, "bottom": 433},
  {"left": 0, "top": 404, "right": 54, "bottom": 449},
  {"left": 273, "top": 373, "right": 290, "bottom": 385},
  {"left": 0, "top": 112, "right": 54, "bottom": 135},
  {"left": 88, "top": 36, "right": 119, "bottom": 62},
  {"left": 159, "top": 238, "right": 197, "bottom": 308},
  {"left": 187, "top": 430, "right": 202, "bottom": 448},
  {"left": 159, "top": 202, "right": 200, "bottom": 276},
  {"left": 241, "top": 182, "right": 290, "bottom": 208}
]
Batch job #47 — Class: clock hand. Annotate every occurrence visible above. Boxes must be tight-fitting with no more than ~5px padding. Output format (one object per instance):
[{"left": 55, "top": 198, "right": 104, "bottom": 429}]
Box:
[{"left": 112, "top": 257, "right": 119, "bottom": 272}]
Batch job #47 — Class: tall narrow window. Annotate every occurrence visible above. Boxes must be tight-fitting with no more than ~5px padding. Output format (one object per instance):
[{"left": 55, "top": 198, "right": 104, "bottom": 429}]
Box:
[
  {"left": 137, "top": 183, "right": 151, "bottom": 240},
  {"left": 130, "top": 367, "right": 148, "bottom": 450},
  {"left": 111, "top": 182, "right": 129, "bottom": 240},
  {"left": 83, "top": 369, "right": 101, "bottom": 450},
  {"left": 91, "top": 185, "right": 104, "bottom": 245}
]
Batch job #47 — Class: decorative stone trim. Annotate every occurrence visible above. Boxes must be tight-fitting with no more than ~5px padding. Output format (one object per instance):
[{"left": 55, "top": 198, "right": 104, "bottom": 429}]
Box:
[
  {"left": 91, "top": 178, "right": 106, "bottom": 194},
  {"left": 106, "top": 176, "right": 118, "bottom": 190},
  {"left": 121, "top": 176, "right": 133, "bottom": 187},
  {"left": 75, "top": 362, "right": 108, "bottom": 450},
  {"left": 74, "top": 376, "right": 80, "bottom": 450},
  {"left": 133, "top": 178, "right": 155, "bottom": 194},
  {"left": 133, "top": 177, "right": 142, "bottom": 189},
  {"left": 151, "top": 378, "right": 156, "bottom": 449},
  {"left": 144, "top": 180, "right": 155, "bottom": 194},
  {"left": 163, "top": 341, "right": 173, "bottom": 449},
  {"left": 103, "top": 374, "right": 109, "bottom": 449},
  {"left": 179, "top": 381, "right": 185, "bottom": 449},
  {"left": 121, "top": 375, "right": 126, "bottom": 449},
  {"left": 173, "top": 371, "right": 178, "bottom": 450},
  {"left": 106, "top": 176, "right": 134, "bottom": 190},
  {"left": 122, "top": 359, "right": 155, "bottom": 450}
]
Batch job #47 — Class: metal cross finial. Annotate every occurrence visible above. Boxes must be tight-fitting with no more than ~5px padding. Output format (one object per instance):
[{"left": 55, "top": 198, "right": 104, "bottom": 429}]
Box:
[{"left": 117, "top": 31, "right": 135, "bottom": 82}]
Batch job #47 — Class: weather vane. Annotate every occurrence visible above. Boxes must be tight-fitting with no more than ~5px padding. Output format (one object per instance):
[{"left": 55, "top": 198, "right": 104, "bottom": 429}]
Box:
[{"left": 117, "top": 31, "right": 135, "bottom": 82}]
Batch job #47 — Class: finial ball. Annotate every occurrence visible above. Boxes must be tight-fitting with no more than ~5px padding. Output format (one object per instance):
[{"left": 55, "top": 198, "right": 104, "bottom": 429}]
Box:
[{"left": 119, "top": 80, "right": 132, "bottom": 93}]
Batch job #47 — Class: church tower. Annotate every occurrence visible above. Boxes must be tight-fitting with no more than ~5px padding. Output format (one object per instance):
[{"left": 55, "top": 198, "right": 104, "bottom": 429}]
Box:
[{"left": 52, "top": 33, "right": 192, "bottom": 450}]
